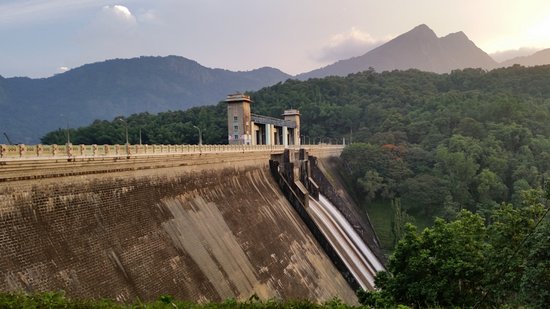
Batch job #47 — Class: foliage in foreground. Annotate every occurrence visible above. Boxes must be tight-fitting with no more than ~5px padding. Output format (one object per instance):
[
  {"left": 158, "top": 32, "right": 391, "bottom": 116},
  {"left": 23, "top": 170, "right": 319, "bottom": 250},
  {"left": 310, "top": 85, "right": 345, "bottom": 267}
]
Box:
[
  {"left": 0, "top": 292, "right": 371, "bottom": 309},
  {"left": 358, "top": 188, "right": 550, "bottom": 308}
]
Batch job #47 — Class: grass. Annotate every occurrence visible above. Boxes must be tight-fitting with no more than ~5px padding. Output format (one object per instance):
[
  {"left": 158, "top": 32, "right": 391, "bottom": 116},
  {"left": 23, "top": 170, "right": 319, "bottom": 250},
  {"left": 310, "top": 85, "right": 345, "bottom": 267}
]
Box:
[
  {"left": 362, "top": 199, "right": 395, "bottom": 254},
  {"left": 0, "top": 292, "right": 366, "bottom": 309},
  {"left": 361, "top": 199, "right": 436, "bottom": 256}
]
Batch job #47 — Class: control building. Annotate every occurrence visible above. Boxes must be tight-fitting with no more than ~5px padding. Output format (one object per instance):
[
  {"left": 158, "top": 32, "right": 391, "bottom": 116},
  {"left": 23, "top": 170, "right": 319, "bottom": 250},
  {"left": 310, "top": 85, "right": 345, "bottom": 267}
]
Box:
[{"left": 226, "top": 94, "right": 300, "bottom": 146}]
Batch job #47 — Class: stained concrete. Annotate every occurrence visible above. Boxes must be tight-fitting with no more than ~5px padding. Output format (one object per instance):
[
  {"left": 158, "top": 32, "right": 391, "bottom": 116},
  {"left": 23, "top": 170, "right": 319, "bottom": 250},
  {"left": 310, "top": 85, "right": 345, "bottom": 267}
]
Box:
[{"left": 0, "top": 149, "right": 357, "bottom": 304}]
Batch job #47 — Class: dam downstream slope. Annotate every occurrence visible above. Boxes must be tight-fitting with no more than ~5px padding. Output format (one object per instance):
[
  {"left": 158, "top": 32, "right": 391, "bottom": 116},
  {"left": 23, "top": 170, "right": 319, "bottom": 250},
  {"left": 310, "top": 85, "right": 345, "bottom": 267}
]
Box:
[{"left": 0, "top": 150, "right": 357, "bottom": 303}]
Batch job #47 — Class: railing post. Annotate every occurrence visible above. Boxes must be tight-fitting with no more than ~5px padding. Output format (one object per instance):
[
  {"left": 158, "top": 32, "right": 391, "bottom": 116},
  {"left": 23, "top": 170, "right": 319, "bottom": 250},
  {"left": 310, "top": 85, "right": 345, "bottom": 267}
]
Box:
[
  {"left": 18, "top": 144, "right": 26, "bottom": 158},
  {"left": 66, "top": 143, "right": 73, "bottom": 158}
]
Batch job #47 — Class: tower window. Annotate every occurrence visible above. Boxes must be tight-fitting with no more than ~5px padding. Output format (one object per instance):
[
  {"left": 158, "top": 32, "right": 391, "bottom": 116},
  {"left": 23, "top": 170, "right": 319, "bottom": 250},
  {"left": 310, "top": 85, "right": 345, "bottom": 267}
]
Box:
[
  {"left": 233, "top": 116, "right": 238, "bottom": 122},
  {"left": 234, "top": 125, "right": 239, "bottom": 130},
  {"left": 234, "top": 134, "right": 239, "bottom": 140}
]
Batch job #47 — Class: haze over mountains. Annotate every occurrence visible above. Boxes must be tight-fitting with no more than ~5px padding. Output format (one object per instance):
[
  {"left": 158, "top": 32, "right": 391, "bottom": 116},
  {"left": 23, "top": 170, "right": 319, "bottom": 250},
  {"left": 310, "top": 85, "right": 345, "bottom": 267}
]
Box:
[
  {"left": 1, "top": 24, "right": 549, "bottom": 144},
  {"left": 0, "top": 56, "right": 290, "bottom": 144},
  {"left": 297, "top": 24, "right": 498, "bottom": 79},
  {"left": 500, "top": 48, "right": 550, "bottom": 68}
]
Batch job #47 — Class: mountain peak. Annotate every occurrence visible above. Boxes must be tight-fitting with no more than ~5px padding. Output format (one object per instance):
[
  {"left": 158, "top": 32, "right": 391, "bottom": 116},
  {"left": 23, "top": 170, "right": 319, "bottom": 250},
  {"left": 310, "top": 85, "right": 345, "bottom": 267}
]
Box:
[
  {"left": 412, "top": 24, "right": 432, "bottom": 31},
  {"left": 442, "top": 31, "right": 469, "bottom": 41},
  {"left": 297, "top": 24, "right": 496, "bottom": 79},
  {"left": 407, "top": 24, "right": 437, "bottom": 37}
]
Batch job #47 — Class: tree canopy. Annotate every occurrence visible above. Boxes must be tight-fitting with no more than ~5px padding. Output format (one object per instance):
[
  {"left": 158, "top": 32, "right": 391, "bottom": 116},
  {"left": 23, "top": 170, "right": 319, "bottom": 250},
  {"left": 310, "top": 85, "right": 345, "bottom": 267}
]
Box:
[{"left": 359, "top": 189, "right": 549, "bottom": 308}]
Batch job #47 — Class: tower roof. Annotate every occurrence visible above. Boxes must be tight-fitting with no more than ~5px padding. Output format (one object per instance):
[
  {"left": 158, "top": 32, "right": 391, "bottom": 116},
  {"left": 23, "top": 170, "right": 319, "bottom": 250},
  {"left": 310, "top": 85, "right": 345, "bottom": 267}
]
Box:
[
  {"left": 226, "top": 93, "right": 252, "bottom": 103},
  {"left": 283, "top": 109, "right": 300, "bottom": 116}
]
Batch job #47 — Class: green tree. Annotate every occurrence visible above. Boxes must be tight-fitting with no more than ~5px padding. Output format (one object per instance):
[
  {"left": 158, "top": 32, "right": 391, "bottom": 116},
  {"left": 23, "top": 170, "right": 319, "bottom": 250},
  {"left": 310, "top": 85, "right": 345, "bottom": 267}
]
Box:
[
  {"left": 375, "top": 210, "right": 487, "bottom": 307},
  {"left": 369, "top": 189, "right": 550, "bottom": 308},
  {"left": 435, "top": 145, "right": 479, "bottom": 208}
]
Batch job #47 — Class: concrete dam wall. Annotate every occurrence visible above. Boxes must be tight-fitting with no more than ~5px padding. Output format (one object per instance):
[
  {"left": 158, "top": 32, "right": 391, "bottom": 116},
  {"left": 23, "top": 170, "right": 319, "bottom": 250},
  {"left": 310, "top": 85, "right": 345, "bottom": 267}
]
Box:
[{"left": 0, "top": 149, "right": 358, "bottom": 303}]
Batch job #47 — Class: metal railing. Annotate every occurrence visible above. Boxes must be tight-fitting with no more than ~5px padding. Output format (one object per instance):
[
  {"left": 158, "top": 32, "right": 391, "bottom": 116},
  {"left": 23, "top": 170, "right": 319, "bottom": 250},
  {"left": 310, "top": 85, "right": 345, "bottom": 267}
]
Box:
[{"left": 0, "top": 143, "right": 344, "bottom": 160}]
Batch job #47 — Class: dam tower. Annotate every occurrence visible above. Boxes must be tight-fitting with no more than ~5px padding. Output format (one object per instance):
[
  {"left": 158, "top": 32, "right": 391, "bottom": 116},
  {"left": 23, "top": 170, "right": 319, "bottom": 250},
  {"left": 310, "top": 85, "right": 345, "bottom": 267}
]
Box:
[
  {"left": 226, "top": 93, "right": 253, "bottom": 145},
  {"left": 283, "top": 109, "right": 300, "bottom": 146},
  {"left": 226, "top": 93, "right": 301, "bottom": 146}
]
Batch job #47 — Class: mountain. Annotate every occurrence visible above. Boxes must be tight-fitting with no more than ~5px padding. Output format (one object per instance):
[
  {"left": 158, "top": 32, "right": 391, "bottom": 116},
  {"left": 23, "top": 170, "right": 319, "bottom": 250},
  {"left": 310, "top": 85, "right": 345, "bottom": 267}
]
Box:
[
  {"left": 0, "top": 56, "right": 291, "bottom": 144},
  {"left": 500, "top": 48, "right": 550, "bottom": 67},
  {"left": 297, "top": 24, "right": 497, "bottom": 79}
]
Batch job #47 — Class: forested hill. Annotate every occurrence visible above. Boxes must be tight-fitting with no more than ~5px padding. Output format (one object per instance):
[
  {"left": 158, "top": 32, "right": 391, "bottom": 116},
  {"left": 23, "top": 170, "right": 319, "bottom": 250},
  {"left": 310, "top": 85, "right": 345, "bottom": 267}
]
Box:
[
  {"left": 251, "top": 65, "right": 550, "bottom": 214},
  {"left": 44, "top": 65, "right": 550, "bottom": 150},
  {"left": 0, "top": 56, "right": 290, "bottom": 144},
  {"left": 253, "top": 65, "right": 550, "bottom": 141}
]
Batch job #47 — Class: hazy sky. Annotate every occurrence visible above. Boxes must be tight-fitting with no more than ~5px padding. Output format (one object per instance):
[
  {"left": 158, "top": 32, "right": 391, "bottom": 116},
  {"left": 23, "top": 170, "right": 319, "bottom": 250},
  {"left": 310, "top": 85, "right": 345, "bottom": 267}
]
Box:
[{"left": 1, "top": 0, "right": 550, "bottom": 78}]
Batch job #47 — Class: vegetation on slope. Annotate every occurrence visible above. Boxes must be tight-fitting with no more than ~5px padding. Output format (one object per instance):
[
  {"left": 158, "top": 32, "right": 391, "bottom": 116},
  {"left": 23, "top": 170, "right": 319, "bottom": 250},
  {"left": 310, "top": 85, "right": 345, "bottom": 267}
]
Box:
[
  {"left": 358, "top": 188, "right": 549, "bottom": 308},
  {"left": 0, "top": 292, "right": 361, "bottom": 309},
  {"left": 41, "top": 104, "right": 227, "bottom": 145}
]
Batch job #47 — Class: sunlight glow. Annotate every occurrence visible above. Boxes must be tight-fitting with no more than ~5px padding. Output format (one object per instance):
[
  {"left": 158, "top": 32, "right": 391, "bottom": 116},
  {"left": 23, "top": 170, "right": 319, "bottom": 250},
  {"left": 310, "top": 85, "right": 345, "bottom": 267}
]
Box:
[{"left": 483, "top": 15, "right": 550, "bottom": 53}]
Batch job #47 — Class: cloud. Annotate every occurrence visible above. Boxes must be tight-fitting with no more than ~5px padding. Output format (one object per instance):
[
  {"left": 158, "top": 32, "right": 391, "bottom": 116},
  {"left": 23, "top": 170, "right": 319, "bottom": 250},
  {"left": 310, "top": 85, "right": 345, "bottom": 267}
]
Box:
[
  {"left": 315, "top": 27, "right": 389, "bottom": 63},
  {"left": 58, "top": 66, "right": 70, "bottom": 73},
  {"left": 490, "top": 47, "right": 541, "bottom": 62},
  {"left": 81, "top": 4, "right": 138, "bottom": 42},
  {"left": 99, "top": 5, "right": 137, "bottom": 26}
]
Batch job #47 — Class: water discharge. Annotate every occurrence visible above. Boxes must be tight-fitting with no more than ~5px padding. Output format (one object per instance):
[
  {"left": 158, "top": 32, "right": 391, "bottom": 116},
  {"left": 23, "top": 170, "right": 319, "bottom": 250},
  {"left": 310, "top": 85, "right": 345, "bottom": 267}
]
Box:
[{"left": 308, "top": 194, "right": 385, "bottom": 290}]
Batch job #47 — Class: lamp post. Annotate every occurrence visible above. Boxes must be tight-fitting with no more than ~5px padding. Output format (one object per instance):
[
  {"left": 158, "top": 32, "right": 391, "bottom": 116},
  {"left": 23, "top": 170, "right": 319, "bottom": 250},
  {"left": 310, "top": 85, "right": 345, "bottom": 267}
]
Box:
[
  {"left": 118, "top": 118, "right": 129, "bottom": 156},
  {"left": 192, "top": 125, "right": 203, "bottom": 146},
  {"left": 117, "top": 118, "right": 129, "bottom": 145},
  {"left": 66, "top": 121, "right": 71, "bottom": 145},
  {"left": 60, "top": 114, "right": 71, "bottom": 145}
]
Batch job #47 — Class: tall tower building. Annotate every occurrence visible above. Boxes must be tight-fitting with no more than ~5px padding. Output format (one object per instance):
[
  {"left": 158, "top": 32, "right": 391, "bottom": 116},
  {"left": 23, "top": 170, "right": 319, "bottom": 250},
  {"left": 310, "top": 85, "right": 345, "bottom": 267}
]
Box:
[
  {"left": 226, "top": 94, "right": 252, "bottom": 145},
  {"left": 283, "top": 109, "right": 300, "bottom": 146}
]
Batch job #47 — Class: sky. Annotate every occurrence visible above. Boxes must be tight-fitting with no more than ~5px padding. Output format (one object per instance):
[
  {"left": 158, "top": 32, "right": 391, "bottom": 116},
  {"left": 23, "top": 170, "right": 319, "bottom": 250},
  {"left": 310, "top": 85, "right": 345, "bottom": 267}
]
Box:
[{"left": 1, "top": 0, "right": 550, "bottom": 78}]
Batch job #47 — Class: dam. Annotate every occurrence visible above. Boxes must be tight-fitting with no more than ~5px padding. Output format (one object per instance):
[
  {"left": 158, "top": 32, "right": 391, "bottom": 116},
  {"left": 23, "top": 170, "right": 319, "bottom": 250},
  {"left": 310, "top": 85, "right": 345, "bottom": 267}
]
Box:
[{"left": 0, "top": 145, "right": 383, "bottom": 304}]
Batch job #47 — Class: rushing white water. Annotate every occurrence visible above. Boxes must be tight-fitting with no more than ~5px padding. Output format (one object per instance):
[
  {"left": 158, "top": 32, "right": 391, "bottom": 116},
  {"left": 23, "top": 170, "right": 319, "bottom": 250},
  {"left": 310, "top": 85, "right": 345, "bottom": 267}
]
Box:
[{"left": 307, "top": 194, "right": 385, "bottom": 290}]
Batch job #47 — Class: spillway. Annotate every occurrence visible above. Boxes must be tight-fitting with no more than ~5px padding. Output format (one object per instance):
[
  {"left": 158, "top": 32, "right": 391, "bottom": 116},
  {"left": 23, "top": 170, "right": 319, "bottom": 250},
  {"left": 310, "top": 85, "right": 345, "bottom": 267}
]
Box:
[{"left": 307, "top": 194, "right": 385, "bottom": 290}]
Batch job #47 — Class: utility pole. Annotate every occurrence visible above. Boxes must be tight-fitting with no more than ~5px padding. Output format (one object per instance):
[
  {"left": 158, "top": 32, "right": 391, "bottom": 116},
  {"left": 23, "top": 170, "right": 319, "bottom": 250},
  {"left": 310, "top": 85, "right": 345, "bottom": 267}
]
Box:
[{"left": 118, "top": 118, "right": 129, "bottom": 156}]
